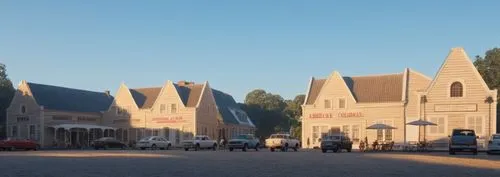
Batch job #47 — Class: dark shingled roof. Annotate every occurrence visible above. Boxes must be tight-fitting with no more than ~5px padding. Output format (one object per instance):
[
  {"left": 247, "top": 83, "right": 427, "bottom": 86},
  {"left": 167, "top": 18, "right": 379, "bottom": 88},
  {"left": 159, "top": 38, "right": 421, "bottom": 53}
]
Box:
[
  {"left": 305, "top": 78, "right": 326, "bottom": 105},
  {"left": 129, "top": 87, "right": 162, "bottom": 109},
  {"left": 173, "top": 84, "right": 192, "bottom": 106},
  {"left": 305, "top": 73, "right": 404, "bottom": 104},
  {"left": 186, "top": 84, "right": 204, "bottom": 107},
  {"left": 212, "top": 89, "right": 254, "bottom": 126},
  {"left": 27, "top": 82, "right": 114, "bottom": 113}
]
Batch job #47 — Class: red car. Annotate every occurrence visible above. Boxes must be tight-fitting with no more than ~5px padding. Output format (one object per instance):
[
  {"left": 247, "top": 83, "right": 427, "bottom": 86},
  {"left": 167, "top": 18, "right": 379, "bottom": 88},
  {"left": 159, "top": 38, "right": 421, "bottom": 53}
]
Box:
[{"left": 0, "top": 137, "right": 40, "bottom": 151}]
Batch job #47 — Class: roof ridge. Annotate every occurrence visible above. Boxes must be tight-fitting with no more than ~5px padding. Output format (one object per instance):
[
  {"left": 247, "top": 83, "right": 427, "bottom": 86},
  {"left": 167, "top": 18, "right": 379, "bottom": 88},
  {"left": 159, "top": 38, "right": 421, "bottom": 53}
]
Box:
[
  {"left": 27, "top": 82, "right": 107, "bottom": 94},
  {"left": 347, "top": 72, "right": 404, "bottom": 78},
  {"left": 130, "top": 86, "right": 162, "bottom": 90}
]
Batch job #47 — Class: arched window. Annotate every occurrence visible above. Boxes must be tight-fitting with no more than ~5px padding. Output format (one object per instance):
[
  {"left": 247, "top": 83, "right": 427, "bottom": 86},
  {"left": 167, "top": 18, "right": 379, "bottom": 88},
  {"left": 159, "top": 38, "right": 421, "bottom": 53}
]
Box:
[
  {"left": 450, "top": 82, "right": 463, "bottom": 97},
  {"left": 20, "top": 105, "right": 26, "bottom": 114}
]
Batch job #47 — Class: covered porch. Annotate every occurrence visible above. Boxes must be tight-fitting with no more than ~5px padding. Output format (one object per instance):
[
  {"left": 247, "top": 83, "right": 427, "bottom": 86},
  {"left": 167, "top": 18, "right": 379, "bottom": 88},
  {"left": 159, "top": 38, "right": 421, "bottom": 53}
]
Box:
[{"left": 49, "top": 124, "right": 117, "bottom": 148}]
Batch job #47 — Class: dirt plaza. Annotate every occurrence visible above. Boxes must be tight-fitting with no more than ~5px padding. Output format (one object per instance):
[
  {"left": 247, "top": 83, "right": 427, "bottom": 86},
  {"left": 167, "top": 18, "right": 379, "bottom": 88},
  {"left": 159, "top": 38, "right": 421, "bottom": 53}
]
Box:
[{"left": 1, "top": 150, "right": 499, "bottom": 177}]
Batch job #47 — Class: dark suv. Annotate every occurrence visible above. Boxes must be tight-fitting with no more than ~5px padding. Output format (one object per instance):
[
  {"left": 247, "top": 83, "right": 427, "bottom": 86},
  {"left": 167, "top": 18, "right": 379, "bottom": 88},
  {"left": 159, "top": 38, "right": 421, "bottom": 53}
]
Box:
[
  {"left": 449, "top": 129, "right": 478, "bottom": 155},
  {"left": 320, "top": 134, "right": 353, "bottom": 153}
]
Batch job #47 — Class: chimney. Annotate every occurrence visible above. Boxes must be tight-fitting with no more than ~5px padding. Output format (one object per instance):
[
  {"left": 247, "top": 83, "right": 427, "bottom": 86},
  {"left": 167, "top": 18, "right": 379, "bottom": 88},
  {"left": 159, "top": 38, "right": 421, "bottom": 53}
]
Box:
[
  {"left": 104, "top": 90, "right": 111, "bottom": 96},
  {"left": 177, "top": 80, "right": 194, "bottom": 86}
]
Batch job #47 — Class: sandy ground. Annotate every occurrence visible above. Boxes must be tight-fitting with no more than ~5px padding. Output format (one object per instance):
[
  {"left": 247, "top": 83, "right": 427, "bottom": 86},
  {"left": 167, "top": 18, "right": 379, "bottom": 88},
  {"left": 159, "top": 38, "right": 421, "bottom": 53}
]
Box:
[{"left": 0, "top": 149, "right": 499, "bottom": 177}]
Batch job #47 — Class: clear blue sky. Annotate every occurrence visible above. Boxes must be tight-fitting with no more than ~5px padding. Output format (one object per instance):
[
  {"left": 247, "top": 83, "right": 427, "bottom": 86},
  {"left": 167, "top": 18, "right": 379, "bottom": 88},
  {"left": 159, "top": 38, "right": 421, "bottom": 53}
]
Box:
[{"left": 1, "top": 0, "right": 499, "bottom": 102}]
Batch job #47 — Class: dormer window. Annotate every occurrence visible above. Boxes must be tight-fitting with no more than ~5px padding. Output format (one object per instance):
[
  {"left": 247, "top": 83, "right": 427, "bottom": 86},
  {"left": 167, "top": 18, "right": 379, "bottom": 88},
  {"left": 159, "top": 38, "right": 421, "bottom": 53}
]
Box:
[{"left": 450, "top": 82, "right": 463, "bottom": 97}]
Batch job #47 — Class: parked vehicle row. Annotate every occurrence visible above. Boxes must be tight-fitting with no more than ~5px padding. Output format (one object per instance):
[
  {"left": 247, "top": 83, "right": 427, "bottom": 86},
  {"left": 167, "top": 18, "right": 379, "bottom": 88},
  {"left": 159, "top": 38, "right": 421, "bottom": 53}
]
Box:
[{"left": 0, "top": 137, "right": 40, "bottom": 151}]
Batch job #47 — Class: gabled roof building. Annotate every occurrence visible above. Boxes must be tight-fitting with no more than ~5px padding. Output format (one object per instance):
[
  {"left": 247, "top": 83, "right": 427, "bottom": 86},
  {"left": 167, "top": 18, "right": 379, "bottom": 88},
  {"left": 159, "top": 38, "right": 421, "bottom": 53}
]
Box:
[
  {"left": 6, "top": 80, "right": 254, "bottom": 148},
  {"left": 302, "top": 48, "right": 497, "bottom": 149}
]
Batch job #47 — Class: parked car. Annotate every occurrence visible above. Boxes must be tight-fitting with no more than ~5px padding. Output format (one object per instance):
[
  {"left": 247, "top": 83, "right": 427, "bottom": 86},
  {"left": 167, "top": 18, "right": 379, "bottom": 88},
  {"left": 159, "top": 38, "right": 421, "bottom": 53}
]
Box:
[
  {"left": 487, "top": 134, "right": 500, "bottom": 155},
  {"left": 92, "top": 137, "right": 127, "bottom": 150},
  {"left": 228, "top": 134, "right": 260, "bottom": 152},
  {"left": 449, "top": 129, "right": 478, "bottom": 155},
  {"left": 320, "top": 134, "right": 353, "bottom": 153},
  {"left": 182, "top": 135, "right": 217, "bottom": 151},
  {"left": 0, "top": 137, "right": 40, "bottom": 151},
  {"left": 265, "top": 133, "right": 300, "bottom": 152},
  {"left": 136, "top": 136, "right": 172, "bottom": 150}
]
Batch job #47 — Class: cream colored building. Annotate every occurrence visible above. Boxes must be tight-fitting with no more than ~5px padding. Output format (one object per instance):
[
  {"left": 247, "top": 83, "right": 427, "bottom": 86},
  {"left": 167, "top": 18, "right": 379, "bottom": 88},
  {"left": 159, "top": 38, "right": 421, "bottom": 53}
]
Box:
[
  {"left": 6, "top": 80, "right": 255, "bottom": 148},
  {"left": 301, "top": 48, "right": 498, "bottom": 149}
]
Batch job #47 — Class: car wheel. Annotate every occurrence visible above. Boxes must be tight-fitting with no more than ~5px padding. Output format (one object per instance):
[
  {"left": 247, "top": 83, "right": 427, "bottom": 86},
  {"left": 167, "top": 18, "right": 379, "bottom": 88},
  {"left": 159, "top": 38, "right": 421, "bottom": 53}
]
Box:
[
  {"left": 229, "top": 147, "right": 234, "bottom": 151},
  {"left": 195, "top": 144, "right": 200, "bottom": 151},
  {"left": 255, "top": 144, "right": 260, "bottom": 151},
  {"left": 166, "top": 144, "right": 171, "bottom": 150},
  {"left": 322, "top": 149, "right": 327, "bottom": 153},
  {"left": 151, "top": 144, "right": 157, "bottom": 150},
  {"left": 282, "top": 143, "right": 288, "bottom": 152},
  {"left": 213, "top": 144, "right": 217, "bottom": 151},
  {"left": 184, "top": 148, "right": 189, "bottom": 151},
  {"left": 242, "top": 144, "right": 248, "bottom": 152},
  {"left": 270, "top": 148, "right": 275, "bottom": 152}
]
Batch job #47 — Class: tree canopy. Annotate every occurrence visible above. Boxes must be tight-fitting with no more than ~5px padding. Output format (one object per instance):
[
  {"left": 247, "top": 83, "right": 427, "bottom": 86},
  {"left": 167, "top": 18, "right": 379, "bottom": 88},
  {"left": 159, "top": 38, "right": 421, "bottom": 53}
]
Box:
[
  {"left": 474, "top": 48, "right": 500, "bottom": 101},
  {"left": 242, "top": 89, "right": 304, "bottom": 140},
  {"left": 0, "top": 63, "right": 15, "bottom": 138}
]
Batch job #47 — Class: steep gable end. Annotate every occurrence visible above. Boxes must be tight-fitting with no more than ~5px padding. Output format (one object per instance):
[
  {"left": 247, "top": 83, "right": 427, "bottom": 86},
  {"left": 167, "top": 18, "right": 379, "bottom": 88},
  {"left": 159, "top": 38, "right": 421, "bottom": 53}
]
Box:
[
  {"left": 305, "top": 78, "right": 326, "bottom": 105},
  {"left": 129, "top": 87, "right": 162, "bottom": 109},
  {"left": 313, "top": 71, "right": 357, "bottom": 105},
  {"left": 426, "top": 47, "right": 491, "bottom": 96}
]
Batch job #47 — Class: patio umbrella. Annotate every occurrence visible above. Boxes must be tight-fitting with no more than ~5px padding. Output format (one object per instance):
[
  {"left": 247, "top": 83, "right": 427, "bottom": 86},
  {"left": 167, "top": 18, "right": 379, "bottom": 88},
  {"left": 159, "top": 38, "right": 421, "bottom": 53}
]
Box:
[
  {"left": 366, "top": 123, "right": 397, "bottom": 130},
  {"left": 406, "top": 119, "right": 437, "bottom": 142}
]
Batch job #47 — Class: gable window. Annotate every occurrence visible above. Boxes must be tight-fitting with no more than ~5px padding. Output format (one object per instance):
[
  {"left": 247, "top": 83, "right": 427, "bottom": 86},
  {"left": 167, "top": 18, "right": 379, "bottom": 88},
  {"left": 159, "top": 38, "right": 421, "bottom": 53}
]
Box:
[
  {"left": 467, "top": 116, "right": 483, "bottom": 135},
  {"left": 324, "top": 100, "right": 331, "bottom": 109},
  {"left": 170, "top": 104, "right": 177, "bottom": 114},
  {"left": 429, "top": 117, "right": 445, "bottom": 134},
  {"left": 450, "top": 82, "right": 463, "bottom": 97},
  {"left": 338, "top": 98, "right": 346, "bottom": 109},
  {"left": 160, "top": 104, "right": 166, "bottom": 114},
  {"left": 20, "top": 105, "right": 26, "bottom": 114}
]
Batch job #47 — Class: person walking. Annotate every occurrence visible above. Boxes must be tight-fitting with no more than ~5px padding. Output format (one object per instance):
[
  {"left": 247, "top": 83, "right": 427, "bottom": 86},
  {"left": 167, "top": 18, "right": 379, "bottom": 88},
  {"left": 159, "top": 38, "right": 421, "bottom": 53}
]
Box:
[{"left": 219, "top": 138, "right": 225, "bottom": 150}]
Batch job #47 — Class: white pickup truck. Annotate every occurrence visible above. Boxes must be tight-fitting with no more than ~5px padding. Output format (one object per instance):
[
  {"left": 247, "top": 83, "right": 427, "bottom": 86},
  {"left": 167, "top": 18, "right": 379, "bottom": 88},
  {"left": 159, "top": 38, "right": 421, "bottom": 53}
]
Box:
[
  {"left": 182, "top": 135, "right": 218, "bottom": 151},
  {"left": 265, "top": 133, "right": 300, "bottom": 152}
]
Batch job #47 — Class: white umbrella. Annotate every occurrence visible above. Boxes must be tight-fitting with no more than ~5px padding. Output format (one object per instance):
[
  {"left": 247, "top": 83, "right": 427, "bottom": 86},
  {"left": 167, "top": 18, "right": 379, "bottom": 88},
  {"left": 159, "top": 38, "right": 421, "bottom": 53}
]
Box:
[
  {"left": 406, "top": 119, "right": 437, "bottom": 142},
  {"left": 366, "top": 123, "right": 397, "bottom": 130}
]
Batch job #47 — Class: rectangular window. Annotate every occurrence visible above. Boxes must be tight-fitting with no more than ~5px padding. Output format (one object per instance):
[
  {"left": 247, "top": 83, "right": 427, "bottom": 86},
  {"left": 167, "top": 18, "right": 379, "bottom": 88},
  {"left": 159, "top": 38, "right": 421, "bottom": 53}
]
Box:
[
  {"left": 171, "top": 104, "right": 177, "bottom": 114},
  {"left": 338, "top": 98, "right": 346, "bottom": 109},
  {"left": 160, "top": 104, "right": 166, "bottom": 114},
  {"left": 324, "top": 100, "right": 331, "bottom": 109},
  {"left": 29, "top": 125, "right": 36, "bottom": 140},
  {"left": 352, "top": 125, "right": 360, "bottom": 142},
  {"left": 12, "top": 126, "right": 18, "bottom": 137},
  {"left": 342, "top": 125, "right": 350, "bottom": 138},
  {"left": 467, "top": 116, "right": 483, "bottom": 135},
  {"left": 312, "top": 126, "right": 319, "bottom": 143},
  {"left": 429, "top": 117, "right": 445, "bottom": 134},
  {"left": 377, "top": 129, "right": 383, "bottom": 141}
]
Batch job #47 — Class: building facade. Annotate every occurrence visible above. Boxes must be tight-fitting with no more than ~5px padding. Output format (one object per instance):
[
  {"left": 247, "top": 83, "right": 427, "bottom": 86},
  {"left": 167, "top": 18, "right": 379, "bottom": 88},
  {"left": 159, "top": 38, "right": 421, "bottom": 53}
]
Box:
[
  {"left": 6, "top": 80, "right": 255, "bottom": 148},
  {"left": 301, "top": 48, "right": 498, "bottom": 148}
]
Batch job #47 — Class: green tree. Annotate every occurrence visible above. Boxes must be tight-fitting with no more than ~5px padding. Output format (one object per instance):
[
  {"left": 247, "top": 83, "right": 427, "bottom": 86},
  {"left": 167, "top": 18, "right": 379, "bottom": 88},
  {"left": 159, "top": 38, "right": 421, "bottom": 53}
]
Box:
[
  {"left": 0, "top": 63, "right": 15, "bottom": 138},
  {"left": 244, "top": 89, "right": 286, "bottom": 111},
  {"left": 474, "top": 48, "right": 500, "bottom": 101}
]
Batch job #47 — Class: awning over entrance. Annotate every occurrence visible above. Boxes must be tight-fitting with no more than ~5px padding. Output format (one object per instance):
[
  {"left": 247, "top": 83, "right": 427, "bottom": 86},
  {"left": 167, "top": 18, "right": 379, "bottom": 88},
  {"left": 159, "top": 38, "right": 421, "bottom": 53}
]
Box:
[{"left": 51, "top": 124, "right": 116, "bottom": 131}]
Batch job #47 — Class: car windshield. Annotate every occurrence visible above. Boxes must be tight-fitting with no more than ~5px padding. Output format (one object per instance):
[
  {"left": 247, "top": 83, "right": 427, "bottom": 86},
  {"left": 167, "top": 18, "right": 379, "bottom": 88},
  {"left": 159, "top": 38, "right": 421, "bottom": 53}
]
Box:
[
  {"left": 452, "top": 130, "right": 475, "bottom": 136},
  {"left": 492, "top": 135, "right": 500, "bottom": 140},
  {"left": 140, "top": 137, "right": 153, "bottom": 141},
  {"left": 324, "top": 136, "right": 341, "bottom": 140},
  {"left": 270, "top": 135, "right": 285, "bottom": 139},
  {"left": 236, "top": 135, "right": 249, "bottom": 139}
]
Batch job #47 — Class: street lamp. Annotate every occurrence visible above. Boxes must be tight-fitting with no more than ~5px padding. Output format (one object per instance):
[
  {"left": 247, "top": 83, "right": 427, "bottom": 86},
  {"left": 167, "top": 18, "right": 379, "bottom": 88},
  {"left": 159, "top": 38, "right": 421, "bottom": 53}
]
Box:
[{"left": 485, "top": 96, "right": 494, "bottom": 139}]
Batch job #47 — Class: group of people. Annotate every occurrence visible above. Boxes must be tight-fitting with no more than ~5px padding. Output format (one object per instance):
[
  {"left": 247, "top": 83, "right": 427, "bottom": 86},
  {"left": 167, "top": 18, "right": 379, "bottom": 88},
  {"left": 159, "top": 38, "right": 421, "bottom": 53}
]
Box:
[{"left": 358, "top": 137, "right": 394, "bottom": 152}]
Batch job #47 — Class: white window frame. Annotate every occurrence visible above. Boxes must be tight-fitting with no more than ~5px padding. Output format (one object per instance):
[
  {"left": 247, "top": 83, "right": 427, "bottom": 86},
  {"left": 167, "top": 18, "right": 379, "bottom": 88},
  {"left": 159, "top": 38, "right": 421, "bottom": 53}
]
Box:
[
  {"left": 465, "top": 115, "right": 485, "bottom": 136},
  {"left": 374, "top": 120, "right": 394, "bottom": 141},
  {"left": 338, "top": 97, "right": 347, "bottom": 109},
  {"left": 324, "top": 99, "right": 332, "bottom": 109},
  {"left": 427, "top": 116, "right": 448, "bottom": 136}
]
